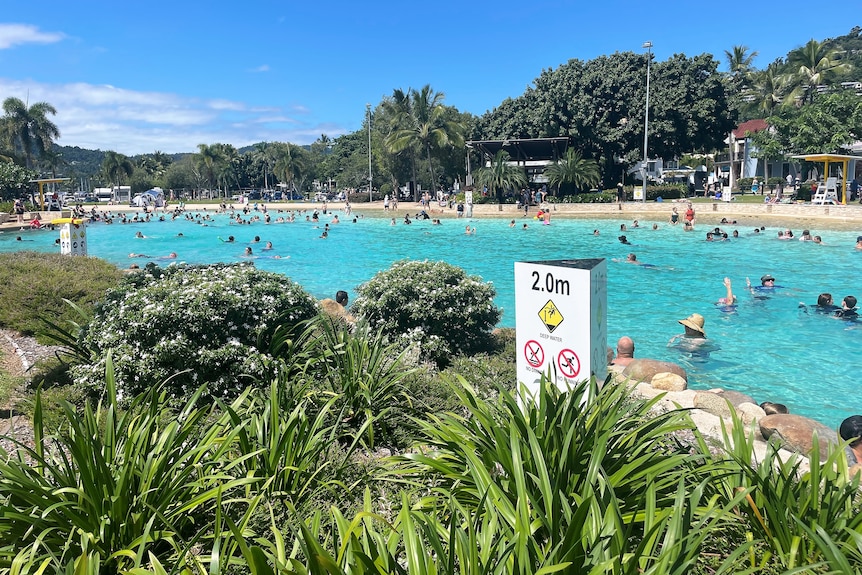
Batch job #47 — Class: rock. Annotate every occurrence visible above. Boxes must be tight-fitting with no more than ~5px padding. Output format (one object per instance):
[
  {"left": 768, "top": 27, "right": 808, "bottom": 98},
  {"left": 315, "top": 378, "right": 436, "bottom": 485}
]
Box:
[
  {"left": 759, "top": 414, "right": 838, "bottom": 460},
  {"left": 622, "top": 359, "right": 687, "bottom": 383},
  {"left": 737, "top": 402, "right": 767, "bottom": 426},
  {"left": 713, "top": 389, "right": 756, "bottom": 408},
  {"left": 651, "top": 372, "right": 687, "bottom": 391},
  {"left": 693, "top": 391, "right": 736, "bottom": 419}
]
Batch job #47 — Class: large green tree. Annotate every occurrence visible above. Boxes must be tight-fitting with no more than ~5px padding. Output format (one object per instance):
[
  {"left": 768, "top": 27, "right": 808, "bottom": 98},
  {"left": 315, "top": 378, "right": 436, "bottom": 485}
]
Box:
[
  {"left": 1, "top": 97, "right": 60, "bottom": 170},
  {"left": 754, "top": 90, "right": 862, "bottom": 155},
  {"left": 476, "top": 52, "right": 734, "bottom": 185}
]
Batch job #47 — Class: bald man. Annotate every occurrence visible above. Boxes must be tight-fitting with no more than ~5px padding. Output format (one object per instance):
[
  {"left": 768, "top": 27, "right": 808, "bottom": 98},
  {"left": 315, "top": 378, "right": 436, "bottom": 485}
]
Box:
[{"left": 611, "top": 336, "right": 635, "bottom": 367}]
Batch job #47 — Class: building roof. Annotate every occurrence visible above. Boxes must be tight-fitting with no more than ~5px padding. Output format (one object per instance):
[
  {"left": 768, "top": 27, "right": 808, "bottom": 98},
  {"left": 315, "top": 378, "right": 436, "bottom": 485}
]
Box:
[
  {"left": 732, "top": 119, "right": 768, "bottom": 139},
  {"left": 466, "top": 138, "right": 570, "bottom": 162}
]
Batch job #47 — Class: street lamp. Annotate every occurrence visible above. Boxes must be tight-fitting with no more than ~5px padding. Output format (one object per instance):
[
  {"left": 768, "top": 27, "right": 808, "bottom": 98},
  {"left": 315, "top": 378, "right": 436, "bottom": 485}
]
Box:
[
  {"left": 641, "top": 41, "right": 652, "bottom": 203},
  {"left": 367, "top": 103, "right": 373, "bottom": 203}
]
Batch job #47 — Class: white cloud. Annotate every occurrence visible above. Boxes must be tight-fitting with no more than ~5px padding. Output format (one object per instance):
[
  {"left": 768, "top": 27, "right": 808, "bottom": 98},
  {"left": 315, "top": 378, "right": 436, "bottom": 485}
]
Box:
[
  {"left": 0, "top": 77, "right": 347, "bottom": 154},
  {"left": 0, "top": 24, "right": 65, "bottom": 50},
  {"left": 249, "top": 64, "right": 270, "bottom": 73}
]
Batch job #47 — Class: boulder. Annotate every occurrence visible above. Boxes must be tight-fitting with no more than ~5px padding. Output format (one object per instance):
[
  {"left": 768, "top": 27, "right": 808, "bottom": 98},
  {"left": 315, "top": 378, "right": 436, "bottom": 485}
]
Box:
[
  {"left": 622, "top": 359, "right": 687, "bottom": 383},
  {"left": 693, "top": 391, "right": 736, "bottom": 419},
  {"left": 713, "top": 389, "right": 756, "bottom": 408},
  {"left": 737, "top": 402, "right": 767, "bottom": 426},
  {"left": 651, "top": 372, "right": 687, "bottom": 391},
  {"left": 759, "top": 414, "right": 838, "bottom": 461}
]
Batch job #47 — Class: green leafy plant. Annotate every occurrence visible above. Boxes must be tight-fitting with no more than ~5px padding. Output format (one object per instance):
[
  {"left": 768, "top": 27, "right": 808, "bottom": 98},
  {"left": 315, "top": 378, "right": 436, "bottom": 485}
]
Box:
[
  {"left": 396, "top": 375, "right": 739, "bottom": 573},
  {"left": 352, "top": 260, "right": 501, "bottom": 367},
  {"left": 0, "top": 357, "right": 257, "bottom": 573},
  {"left": 70, "top": 262, "right": 319, "bottom": 402}
]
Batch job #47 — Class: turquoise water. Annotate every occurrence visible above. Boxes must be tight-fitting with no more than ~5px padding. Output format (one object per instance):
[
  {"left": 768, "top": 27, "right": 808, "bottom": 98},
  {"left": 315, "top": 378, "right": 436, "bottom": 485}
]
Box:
[{"left": 3, "top": 209, "right": 862, "bottom": 429}]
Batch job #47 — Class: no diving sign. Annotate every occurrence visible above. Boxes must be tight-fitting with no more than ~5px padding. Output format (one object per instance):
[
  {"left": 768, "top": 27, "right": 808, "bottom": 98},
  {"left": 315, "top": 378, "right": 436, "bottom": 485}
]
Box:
[
  {"left": 557, "top": 348, "right": 580, "bottom": 379},
  {"left": 524, "top": 340, "right": 544, "bottom": 368}
]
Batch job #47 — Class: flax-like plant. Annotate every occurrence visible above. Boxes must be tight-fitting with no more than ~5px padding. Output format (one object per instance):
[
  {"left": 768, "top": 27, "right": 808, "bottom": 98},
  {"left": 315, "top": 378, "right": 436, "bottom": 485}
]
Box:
[
  {"left": 0, "top": 356, "right": 258, "bottom": 573},
  {"left": 221, "top": 378, "right": 350, "bottom": 511},
  {"left": 698, "top": 409, "right": 862, "bottom": 571},
  {"left": 310, "top": 319, "right": 415, "bottom": 448},
  {"left": 395, "top": 375, "right": 734, "bottom": 573}
]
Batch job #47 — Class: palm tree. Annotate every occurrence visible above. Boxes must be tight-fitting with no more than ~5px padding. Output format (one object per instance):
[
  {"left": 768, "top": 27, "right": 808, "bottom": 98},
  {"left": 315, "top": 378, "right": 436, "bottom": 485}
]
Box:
[
  {"left": 473, "top": 150, "right": 527, "bottom": 211},
  {"left": 544, "top": 149, "right": 601, "bottom": 196},
  {"left": 386, "top": 85, "right": 465, "bottom": 201},
  {"left": 252, "top": 142, "right": 274, "bottom": 191},
  {"left": 1, "top": 97, "right": 60, "bottom": 170},
  {"left": 196, "top": 143, "right": 223, "bottom": 195},
  {"left": 101, "top": 151, "right": 134, "bottom": 190},
  {"left": 383, "top": 88, "right": 420, "bottom": 200},
  {"left": 788, "top": 39, "right": 849, "bottom": 104},
  {"left": 724, "top": 45, "right": 758, "bottom": 78},
  {"left": 750, "top": 63, "right": 791, "bottom": 115},
  {"left": 273, "top": 143, "right": 305, "bottom": 194}
]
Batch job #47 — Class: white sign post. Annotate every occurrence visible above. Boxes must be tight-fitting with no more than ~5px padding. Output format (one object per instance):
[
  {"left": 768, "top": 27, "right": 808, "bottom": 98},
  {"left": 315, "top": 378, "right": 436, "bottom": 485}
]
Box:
[
  {"left": 56, "top": 218, "right": 87, "bottom": 256},
  {"left": 515, "top": 259, "right": 607, "bottom": 399},
  {"left": 464, "top": 189, "right": 473, "bottom": 218}
]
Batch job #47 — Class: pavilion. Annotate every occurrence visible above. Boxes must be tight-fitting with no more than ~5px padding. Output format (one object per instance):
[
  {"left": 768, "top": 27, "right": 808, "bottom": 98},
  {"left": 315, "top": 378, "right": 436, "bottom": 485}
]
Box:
[
  {"left": 790, "top": 153, "right": 860, "bottom": 204},
  {"left": 29, "top": 177, "right": 71, "bottom": 210}
]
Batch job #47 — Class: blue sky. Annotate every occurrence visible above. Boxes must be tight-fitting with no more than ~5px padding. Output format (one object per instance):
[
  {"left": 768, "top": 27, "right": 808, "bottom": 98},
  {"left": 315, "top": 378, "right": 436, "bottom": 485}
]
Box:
[{"left": 1, "top": 1, "right": 857, "bottom": 155}]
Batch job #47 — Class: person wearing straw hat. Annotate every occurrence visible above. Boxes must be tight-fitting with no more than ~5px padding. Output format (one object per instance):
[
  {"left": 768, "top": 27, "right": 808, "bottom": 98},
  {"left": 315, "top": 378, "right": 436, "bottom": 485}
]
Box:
[
  {"left": 668, "top": 312, "right": 718, "bottom": 358},
  {"left": 677, "top": 313, "right": 706, "bottom": 339}
]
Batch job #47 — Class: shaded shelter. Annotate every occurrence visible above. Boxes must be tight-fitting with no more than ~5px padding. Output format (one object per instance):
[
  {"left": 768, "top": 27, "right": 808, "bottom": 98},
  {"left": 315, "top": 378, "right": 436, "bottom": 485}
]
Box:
[
  {"left": 29, "top": 178, "right": 71, "bottom": 210},
  {"left": 791, "top": 153, "right": 860, "bottom": 204}
]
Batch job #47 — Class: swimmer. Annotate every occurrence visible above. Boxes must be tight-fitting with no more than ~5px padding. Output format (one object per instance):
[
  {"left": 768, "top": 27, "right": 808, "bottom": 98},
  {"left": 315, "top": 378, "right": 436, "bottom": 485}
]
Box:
[
  {"left": 128, "top": 253, "right": 151, "bottom": 258},
  {"left": 523, "top": 223, "right": 528, "bottom": 229},
  {"left": 465, "top": 225, "right": 475, "bottom": 235},
  {"left": 855, "top": 236, "right": 862, "bottom": 250},
  {"left": 320, "top": 230, "right": 328, "bottom": 239},
  {"left": 510, "top": 220, "right": 516, "bottom": 227},
  {"left": 244, "top": 247, "right": 253, "bottom": 256},
  {"left": 135, "top": 231, "right": 146, "bottom": 239},
  {"left": 632, "top": 220, "right": 639, "bottom": 228},
  {"left": 263, "top": 241, "right": 273, "bottom": 250},
  {"left": 652, "top": 223, "right": 658, "bottom": 230},
  {"left": 620, "top": 224, "right": 627, "bottom": 231},
  {"left": 176, "top": 232, "right": 184, "bottom": 237},
  {"left": 593, "top": 229, "right": 600, "bottom": 236},
  {"left": 252, "top": 235, "right": 261, "bottom": 243},
  {"left": 717, "top": 277, "right": 737, "bottom": 306},
  {"left": 834, "top": 296, "right": 859, "bottom": 320},
  {"left": 618, "top": 235, "right": 631, "bottom": 245}
]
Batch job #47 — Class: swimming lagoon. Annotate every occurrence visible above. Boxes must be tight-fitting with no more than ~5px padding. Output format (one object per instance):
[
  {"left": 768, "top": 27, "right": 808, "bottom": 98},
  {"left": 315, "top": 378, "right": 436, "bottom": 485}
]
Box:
[{"left": 2, "top": 209, "right": 861, "bottom": 428}]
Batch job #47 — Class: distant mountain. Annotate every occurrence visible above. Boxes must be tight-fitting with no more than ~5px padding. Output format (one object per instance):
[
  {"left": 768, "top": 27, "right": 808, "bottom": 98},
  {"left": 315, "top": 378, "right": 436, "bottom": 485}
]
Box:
[{"left": 51, "top": 145, "right": 105, "bottom": 178}]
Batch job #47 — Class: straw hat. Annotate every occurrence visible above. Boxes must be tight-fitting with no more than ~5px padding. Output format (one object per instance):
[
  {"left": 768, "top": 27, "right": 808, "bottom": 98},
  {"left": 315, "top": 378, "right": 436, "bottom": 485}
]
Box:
[{"left": 678, "top": 313, "right": 706, "bottom": 335}]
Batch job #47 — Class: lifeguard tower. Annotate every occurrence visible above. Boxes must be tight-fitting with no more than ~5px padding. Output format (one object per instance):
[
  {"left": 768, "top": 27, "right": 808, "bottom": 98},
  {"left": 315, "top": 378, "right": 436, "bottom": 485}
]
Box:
[
  {"left": 29, "top": 177, "right": 71, "bottom": 210},
  {"left": 792, "top": 153, "right": 859, "bottom": 205}
]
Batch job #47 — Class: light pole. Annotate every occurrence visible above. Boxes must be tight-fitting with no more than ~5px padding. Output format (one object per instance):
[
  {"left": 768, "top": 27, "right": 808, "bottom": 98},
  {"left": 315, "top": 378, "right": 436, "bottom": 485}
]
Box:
[
  {"left": 641, "top": 41, "right": 652, "bottom": 203},
  {"left": 367, "top": 103, "right": 373, "bottom": 203}
]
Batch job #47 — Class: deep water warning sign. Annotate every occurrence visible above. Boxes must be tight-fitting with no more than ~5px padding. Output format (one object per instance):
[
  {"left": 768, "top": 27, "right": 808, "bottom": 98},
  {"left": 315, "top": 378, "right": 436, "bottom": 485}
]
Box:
[{"left": 515, "top": 259, "right": 607, "bottom": 398}]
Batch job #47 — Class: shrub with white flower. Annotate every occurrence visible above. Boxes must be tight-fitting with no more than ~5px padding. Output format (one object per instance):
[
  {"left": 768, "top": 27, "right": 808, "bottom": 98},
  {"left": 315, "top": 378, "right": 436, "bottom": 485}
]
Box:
[
  {"left": 352, "top": 260, "right": 501, "bottom": 366},
  {"left": 71, "top": 262, "right": 319, "bottom": 401}
]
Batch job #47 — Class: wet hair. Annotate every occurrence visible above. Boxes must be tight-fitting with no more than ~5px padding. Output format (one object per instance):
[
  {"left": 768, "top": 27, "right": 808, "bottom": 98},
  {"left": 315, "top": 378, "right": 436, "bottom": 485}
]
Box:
[
  {"left": 818, "top": 293, "right": 833, "bottom": 306},
  {"left": 843, "top": 295, "right": 858, "bottom": 309},
  {"left": 840, "top": 415, "right": 862, "bottom": 447},
  {"left": 760, "top": 401, "right": 789, "bottom": 415},
  {"left": 336, "top": 290, "right": 349, "bottom": 305}
]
